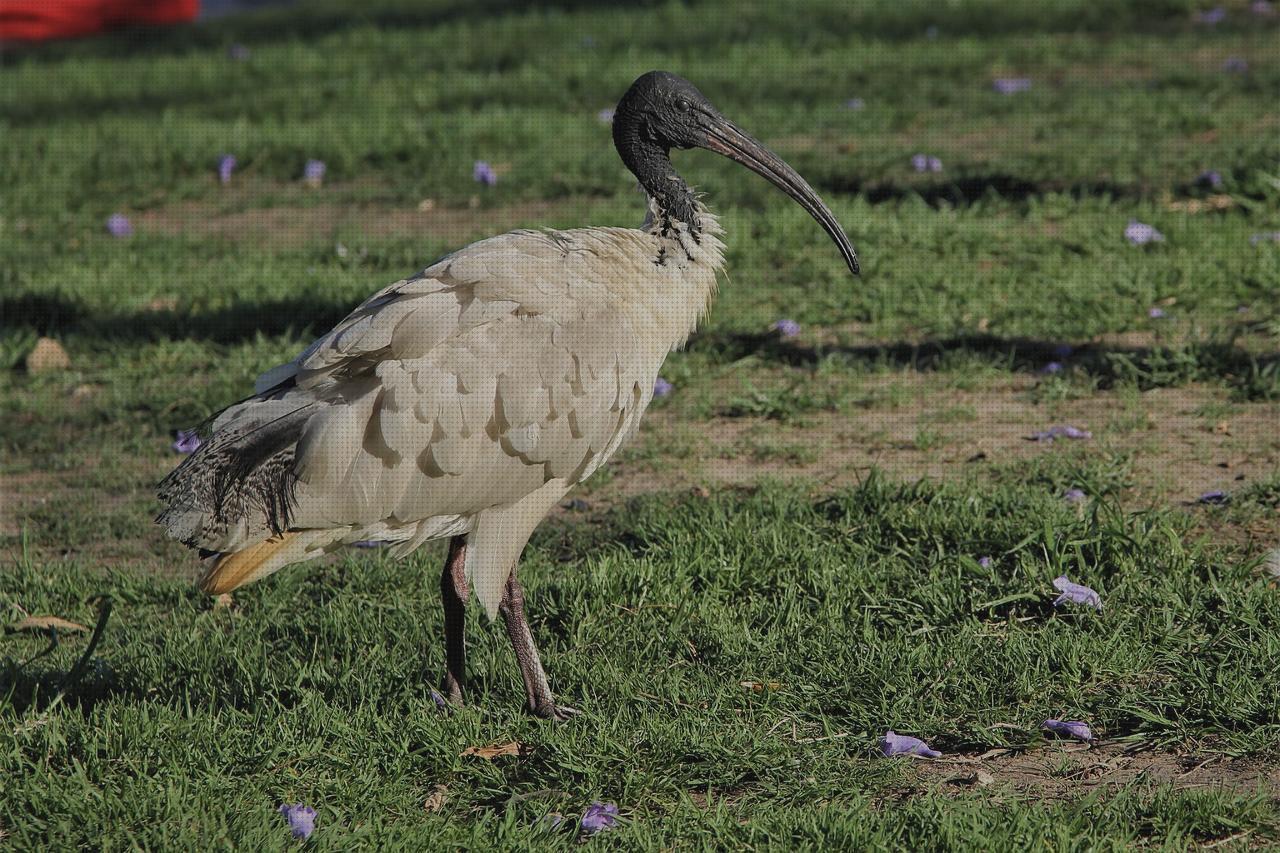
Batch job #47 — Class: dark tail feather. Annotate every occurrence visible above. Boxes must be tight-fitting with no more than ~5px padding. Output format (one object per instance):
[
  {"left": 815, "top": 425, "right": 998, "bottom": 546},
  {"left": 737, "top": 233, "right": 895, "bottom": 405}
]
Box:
[{"left": 157, "top": 400, "right": 317, "bottom": 550}]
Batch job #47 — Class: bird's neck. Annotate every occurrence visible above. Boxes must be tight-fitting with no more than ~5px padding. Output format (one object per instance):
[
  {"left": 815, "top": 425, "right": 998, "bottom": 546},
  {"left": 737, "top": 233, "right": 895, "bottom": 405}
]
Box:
[{"left": 641, "top": 194, "right": 724, "bottom": 272}]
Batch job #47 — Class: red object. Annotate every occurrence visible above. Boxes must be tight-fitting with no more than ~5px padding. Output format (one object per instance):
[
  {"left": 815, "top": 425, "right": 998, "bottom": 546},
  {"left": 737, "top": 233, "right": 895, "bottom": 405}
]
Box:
[{"left": 1, "top": 0, "right": 199, "bottom": 42}]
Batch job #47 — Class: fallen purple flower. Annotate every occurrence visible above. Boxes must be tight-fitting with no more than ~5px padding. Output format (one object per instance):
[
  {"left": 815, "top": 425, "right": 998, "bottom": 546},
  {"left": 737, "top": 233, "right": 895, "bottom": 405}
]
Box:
[
  {"left": 1040, "top": 361, "right": 1063, "bottom": 375},
  {"left": 1042, "top": 719, "right": 1094, "bottom": 742},
  {"left": 1197, "top": 490, "right": 1229, "bottom": 505},
  {"left": 430, "top": 688, "right": 448, "bottom": 711},
  {"left": 1063, "top": 488, "right": 1087, "bottom": 503},
  {"left": 1029, "top": 425, "right": 1092, "bottom": 442},
  {"left": 653, "top": 377, "right": 673, "bottom": 398},
  {"left": 771, "top": 318, "right": 801, "bottom": 338},
  {"left": 1252, "top": 0, "right": 1275, "bottom": 16},
  {"left": 1222, "top": 57, "right": 1248, "bottom": 73},
  {"left": 978, "top": 556, "right": 993, "bottom": 568},
  {"left": 303, "top": 159, "right": 325, "bottom": 187},
  {"left": 227, "top": 43, "right": 250, "bottom": 60},
  {"left": 1148, "top": 307, "right": 1167, "bottom": 319},
  {"left": 843, "top": 97, "right": 865, "bottom": 110},
  {"left": 1249, "top": 232, "right": 1280, "bottom": 246},
  {"left": 879, "top": 730, "right": 941, "bottom": 758},
  {"left": 597, "top": 108, "right": 615, "bottom": 124},
  {"left": 473, "top": 160, "right": 497, "bottom": 186},
  {"left": 106, "top": 213, "right": 133, "bottom": 238},
  {"left": 911, "top": 154, "right": 943, "bottom": 173},
  {"left": 278, "top": 804, "right": 316, "bottom": 840},
  {"left": 1125, "top": 220, "right": 1163, "bottom": 245},
  {"left": 172, "top": 429, "right": 202, "bottom": 454},
  {"left": 992, "top": 77, "right": 1032, "bottom": 94},
  {"left": 1194, "top": 6, "right": 1226, "bottom": 24},
  {"left": 1196, "top": 169, "right": 1223, "bottom": 189},
  {"left": 217, "top": 154, "right": 237, "bottom": 185},
  {"left": 581, "top": 802, "right": 619, "bottom": 834},
  {"left": 1052, "top": 575, "right": 1102, "bottom": 610}
]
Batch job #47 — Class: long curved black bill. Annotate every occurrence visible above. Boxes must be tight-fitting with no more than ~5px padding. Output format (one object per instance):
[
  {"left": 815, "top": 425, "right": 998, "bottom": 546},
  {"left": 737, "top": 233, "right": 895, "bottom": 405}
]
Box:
[{"left": 702, "top": 119, "right": 860, "bottom": 276}]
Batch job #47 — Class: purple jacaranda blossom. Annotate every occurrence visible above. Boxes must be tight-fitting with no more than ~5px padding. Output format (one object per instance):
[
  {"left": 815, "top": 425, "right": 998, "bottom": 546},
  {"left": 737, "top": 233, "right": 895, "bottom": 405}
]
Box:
[
  {"left": 581, "top": 802, "right": 619, "bottom": 834},
  {"left": 1051, "top": 343, "right": 1075, "bottom": 360},
  {"left": 302, "top": 159, "right": 325, "bottom": 187},
  {"left": 879, "top": 730, "right": 941, "bottom": 758},
  {"left": 1194, "top": 6, "right": 1226, "bottom": 24},
  {"left": 597, "top": 108, "right": 615, "bottom": 124},
  {"left": 1063, "top": 488, "right": 1087, "bottom": 503},
  {"left": 911, "top": 154, "right": 943, "bottom": 173},
  {"left": 1222, "top": 57, "right": 1248, "bottom": 73},
  {"left": 1197, "top": 490, "right": 1229, "bottom": 504},
  {"left": 473, "top": 161, "right": 497, "bottom": 186},
  {"left": 771, "top": 318, "right": 801, "bottom": 338},
  {"left": 1052, "top": 575, "right": 1102, "bottom": 609},
  {"left": 1125, "top": 221, "right": 1164, "bottom": 245},
  {"left": 978, "top": 556, "right": 993, "bottom": 568},
  {"left": 172, "top": 429, "right": 202, "bottom": 454},
  {"left": 1249, "top": 232, "right": 1280, "bottom": 245},
  {"left": 1196, "top": 169, "right": 1223, "bottom": 189},
  {"left": 106, "top": 213, "right": 133, "bottom": 237},
  {"left": 1148, "top": 307, "right": 1167, "bottom": 319},
  {"left": 1252, "top": 0, "right": 1275, "bottom": 16},
  {"left": 992, "top": 77, "right": 1032, "bottom": 94},
  {"left": 843, "top": 97, "right": 865, "bottom": 110},
  {"left": 653, "top": 377, "right": 673, "bottom": 397},
  {"left": 1040, "top": 361, "right": 1063, "bottom": 375},
  {"left": 430, "top": 688, "right": 449, "bottom": 711},
  {"left": 227, "top": 43, "right": 250, "bottom": 60},
  {"left": 1042, "top": 719, "right": 1094, "bottom": 742},
  {"left": 217, "top": 154, "right": 236, "bottom": 185},
  {"left": 1028, "top": 425, "right": 1092, "bottom": 442},
  {"left": 278, "top": 804, "right": 316, "bottom": 840}
]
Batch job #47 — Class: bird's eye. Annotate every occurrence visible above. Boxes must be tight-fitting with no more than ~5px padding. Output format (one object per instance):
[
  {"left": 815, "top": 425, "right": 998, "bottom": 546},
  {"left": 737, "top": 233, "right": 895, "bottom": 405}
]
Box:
[{"left": 676, "top": 98, "right": 692, "bottom": 112}]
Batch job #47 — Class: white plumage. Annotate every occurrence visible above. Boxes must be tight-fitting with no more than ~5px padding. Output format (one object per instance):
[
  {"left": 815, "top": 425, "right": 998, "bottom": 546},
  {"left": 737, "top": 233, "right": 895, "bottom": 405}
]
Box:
[{"left": 158, "top": 71, "right": 857, "bottom": 718}]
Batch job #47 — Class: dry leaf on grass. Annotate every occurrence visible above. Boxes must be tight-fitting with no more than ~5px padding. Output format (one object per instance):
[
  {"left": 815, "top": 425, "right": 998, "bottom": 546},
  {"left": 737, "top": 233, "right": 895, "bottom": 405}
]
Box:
[
  {"left": 25, "top": 338, "right": 71, "bottom": 374},
  {"left": 461, "top": 741, "right": 523, "bottom": 760},
  {"left": 740, "top": 680, "right": 783, "bottom": 692},
  {"left": 423, "top": 785, "right": 448, "bottom": 812},
  {"left": 7, "top": 615, "right": 89, "bottom": 634}
]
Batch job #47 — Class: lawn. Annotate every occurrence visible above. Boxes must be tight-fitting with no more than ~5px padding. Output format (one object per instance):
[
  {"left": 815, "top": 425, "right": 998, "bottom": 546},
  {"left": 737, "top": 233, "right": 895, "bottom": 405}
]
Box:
[{"left": 2, "top": 0, "right": 1280, "bottom": 848}]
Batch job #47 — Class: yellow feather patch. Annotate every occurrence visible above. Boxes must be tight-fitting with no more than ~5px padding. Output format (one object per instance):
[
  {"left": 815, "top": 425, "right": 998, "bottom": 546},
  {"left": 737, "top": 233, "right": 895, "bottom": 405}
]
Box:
[{"left": 199, "top": 532, "right": 299, "bottom": 594}]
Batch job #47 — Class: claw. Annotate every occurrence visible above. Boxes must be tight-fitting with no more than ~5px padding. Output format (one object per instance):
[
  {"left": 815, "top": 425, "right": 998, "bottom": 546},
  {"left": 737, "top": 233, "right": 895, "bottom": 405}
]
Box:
[{"left": 532, "top": 702, "right": 581, "bottom": 722}]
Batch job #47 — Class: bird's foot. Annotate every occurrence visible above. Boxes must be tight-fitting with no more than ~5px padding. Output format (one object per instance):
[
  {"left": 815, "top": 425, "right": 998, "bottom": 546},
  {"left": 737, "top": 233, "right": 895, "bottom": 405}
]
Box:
[{"left": 530, "top": 701, "right": 581, "bottom": 722}]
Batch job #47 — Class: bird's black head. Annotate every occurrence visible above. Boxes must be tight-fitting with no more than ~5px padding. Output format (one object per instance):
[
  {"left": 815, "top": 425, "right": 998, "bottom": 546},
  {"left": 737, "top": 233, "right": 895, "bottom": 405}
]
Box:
[
  {"left": 613, "top": 70, "right": 720, "bottom": 152},
  {"left": 612, "top": 70, "right": 859, "bottom": 276}
]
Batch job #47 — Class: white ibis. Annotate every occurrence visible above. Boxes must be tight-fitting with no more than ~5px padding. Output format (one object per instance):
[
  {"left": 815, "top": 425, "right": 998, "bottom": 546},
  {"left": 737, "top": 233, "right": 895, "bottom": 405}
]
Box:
[{"left": 158, "top": 71, "right": 859, "bottom": 719}]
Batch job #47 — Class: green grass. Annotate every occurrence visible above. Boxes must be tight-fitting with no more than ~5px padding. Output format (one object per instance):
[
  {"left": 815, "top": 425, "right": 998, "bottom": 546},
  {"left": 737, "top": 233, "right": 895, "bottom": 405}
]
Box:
[
  {"left": 4, "top": 479, "right": 1279, "bottom": 848},
  {"left": 3, "top": 0, "right": 1280, "bottom": 847}
]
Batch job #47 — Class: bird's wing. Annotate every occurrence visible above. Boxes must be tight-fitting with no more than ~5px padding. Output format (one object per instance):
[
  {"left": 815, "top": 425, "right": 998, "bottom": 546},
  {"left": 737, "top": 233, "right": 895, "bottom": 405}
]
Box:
[{"left": 258, "top": 230, "right": 657, "bottom": 537}]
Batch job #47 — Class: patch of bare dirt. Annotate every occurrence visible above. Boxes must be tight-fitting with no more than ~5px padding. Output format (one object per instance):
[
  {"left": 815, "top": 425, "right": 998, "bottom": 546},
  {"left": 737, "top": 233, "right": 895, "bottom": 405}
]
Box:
[
  {"left": 576, "top": 376, "right": 1280, "bottom": 515},
  {"left": 913, "top": 742, "right": 1280, "bottom": 801}
]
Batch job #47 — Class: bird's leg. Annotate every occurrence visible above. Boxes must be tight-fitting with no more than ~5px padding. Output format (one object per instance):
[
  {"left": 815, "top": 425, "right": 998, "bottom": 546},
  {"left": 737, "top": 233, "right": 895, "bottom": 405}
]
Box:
[
  {"left": 440, "top": 535, "right": 469, "bottom": 706},
  {"left": 499, "top": 570, "right": 579, "bottom": 721}
]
